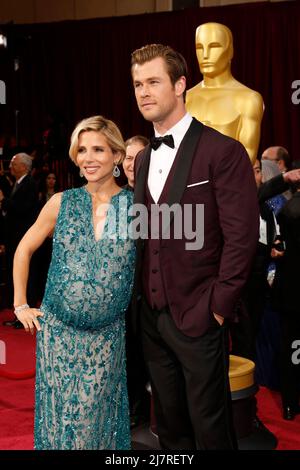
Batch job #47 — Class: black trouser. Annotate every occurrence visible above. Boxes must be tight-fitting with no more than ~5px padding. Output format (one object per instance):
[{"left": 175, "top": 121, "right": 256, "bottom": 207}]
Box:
[
  {"left": 126, "top": 305, "right": 150, "bottom": 421},
  {"left": 140, "top": 298, "right": 237, "bottom": 450},
  {"left": 230, "top": 276, "right": 270, "bottom": 361}
]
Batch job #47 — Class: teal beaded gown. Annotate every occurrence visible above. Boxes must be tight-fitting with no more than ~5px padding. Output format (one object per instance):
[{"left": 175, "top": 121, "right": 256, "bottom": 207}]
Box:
[{"left": 34, "top": 187, "right": 136, "bottom": 450}]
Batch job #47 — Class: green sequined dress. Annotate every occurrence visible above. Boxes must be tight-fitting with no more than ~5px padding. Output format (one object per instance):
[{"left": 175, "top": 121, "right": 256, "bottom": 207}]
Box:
[{"left": 34, "top": 187, "right": 136, "bottom": 450}]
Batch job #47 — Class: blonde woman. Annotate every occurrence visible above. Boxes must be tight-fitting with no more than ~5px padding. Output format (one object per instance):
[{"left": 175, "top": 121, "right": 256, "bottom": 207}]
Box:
[{"left": 12, "top": 116, "right": 136, "bottom": 449}]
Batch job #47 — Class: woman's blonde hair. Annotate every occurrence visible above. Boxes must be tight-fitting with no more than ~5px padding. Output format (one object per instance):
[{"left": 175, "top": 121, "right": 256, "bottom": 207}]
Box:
[{"left": 69, "top": 115, "right": 125, "bottom": 165}]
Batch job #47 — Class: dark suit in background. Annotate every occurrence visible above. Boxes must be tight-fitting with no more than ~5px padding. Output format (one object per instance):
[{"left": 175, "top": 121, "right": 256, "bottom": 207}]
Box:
[
  {"left": 276, "top": 190, "right": 300, "bottom": 413},
  {"left": 230, "top": 173, "right": 286, "bottom": 360},
  {"left": 2, "top": 174, "right": 39, "bottom": 306}
]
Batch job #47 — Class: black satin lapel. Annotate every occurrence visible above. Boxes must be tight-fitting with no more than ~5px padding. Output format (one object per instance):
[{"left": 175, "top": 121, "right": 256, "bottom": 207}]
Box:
[
  {"left": 133, "top": 145, "right": 151, "bottom": 205},
  {"left": 161, "top": 119, "right": 204, "bottom": 235},
  {"left": 168, "top": 119, "right": 203, "bottom": 206}
]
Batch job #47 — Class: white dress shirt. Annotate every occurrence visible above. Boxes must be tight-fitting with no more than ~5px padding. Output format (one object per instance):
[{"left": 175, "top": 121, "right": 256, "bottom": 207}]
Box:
[
  {"left": 148, "top": 113, "right": 193, "bottom": 203},
  {"left": 17, "top": 174, "right": 27, "bottom": 185}
]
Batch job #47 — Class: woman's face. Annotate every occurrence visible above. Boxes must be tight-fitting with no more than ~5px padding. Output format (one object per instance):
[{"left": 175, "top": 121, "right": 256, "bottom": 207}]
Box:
[
  {"left": 46, "top": 173, "right": 56, "bottom": 189},
  {"left": 76, "top": 131, "right": 118, "bottom": 184}
]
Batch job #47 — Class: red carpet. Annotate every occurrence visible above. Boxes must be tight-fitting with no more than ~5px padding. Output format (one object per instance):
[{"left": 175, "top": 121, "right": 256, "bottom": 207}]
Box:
[
  {"left": 0, "top": 376, "right": 34, "bottom": 450},
  {"left": 257, "top": 387, "right": 300, "bottom": 450},
  {"left": 0, "top": 309, "right": 36, "bottom": 379},
  {"left": 1, "top": 308, "right": 300, "bottom": 450}
]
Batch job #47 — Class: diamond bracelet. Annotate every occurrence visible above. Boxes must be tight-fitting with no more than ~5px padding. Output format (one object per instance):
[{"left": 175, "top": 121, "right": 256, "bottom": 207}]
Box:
[{"left": 14, "top": 303, "right": 29, "bottom": 315}]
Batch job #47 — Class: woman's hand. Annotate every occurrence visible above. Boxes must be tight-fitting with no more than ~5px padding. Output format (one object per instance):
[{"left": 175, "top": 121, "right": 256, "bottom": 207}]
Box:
[{"left": 15, "top": 308, "right": 44, "bottom": 334}]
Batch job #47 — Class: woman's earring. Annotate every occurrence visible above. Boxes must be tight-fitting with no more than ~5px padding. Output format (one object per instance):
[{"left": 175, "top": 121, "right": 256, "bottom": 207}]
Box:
[
  {"left": 79, "top": 169, "right": 84, "bottom": 178},
  {"left": 113, "top": 165, "right": 120, "bottom": 178}
]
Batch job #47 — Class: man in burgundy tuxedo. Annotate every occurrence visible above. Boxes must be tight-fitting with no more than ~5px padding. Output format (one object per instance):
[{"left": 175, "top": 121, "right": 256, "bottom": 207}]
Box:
[{"left": 131, "top": 44, "right": 259, "bottom": 450}]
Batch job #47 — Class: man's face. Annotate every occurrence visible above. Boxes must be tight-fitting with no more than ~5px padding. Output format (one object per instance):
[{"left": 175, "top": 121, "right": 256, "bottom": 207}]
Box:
[
  {"left": 123, "top": 142, "right": 145, "bottom": 188},
  {"left": 262, "top": 147, "right": 286, "bottom": 172},
  {"left": 132, "top": 57, "right": 183, "bottom": 125},
  {"left": 253, "top": 159, "right": 262, "bottom": 188},
  {"left": 262, "top": 148, "right": 277, "bottom": 162},
  {"left": 196, "top": 24, "right": 232, "bottom": 78},
  {"left": 9, "top": 155, "right": 26, "bottom": 179}
]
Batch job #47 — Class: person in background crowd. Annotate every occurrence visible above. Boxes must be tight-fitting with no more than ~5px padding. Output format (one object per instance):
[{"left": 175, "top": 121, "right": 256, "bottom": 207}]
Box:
[
  {"left": 254, "top": 160, "right": 287, "bottom": 390},
  {"left": 123, "top": 135, "right": 149, "bottom": 190},
  {"left": 274, "top": 162, "right": 300, "bottom": 420},
  {"left": 262, "top": 146, "right": 292, "bottom": 200},
  {"left": 38, "top": 172, "right": 59, "bottom": 208},
  {"left": 123, "top": 134, "right": 150, "bottom": 428},
  {"left": 262, "top": 146, "right": 292, "bottom": 173},
  {"left": 0, "top": 153, "right": 39, "bottom": 325}
]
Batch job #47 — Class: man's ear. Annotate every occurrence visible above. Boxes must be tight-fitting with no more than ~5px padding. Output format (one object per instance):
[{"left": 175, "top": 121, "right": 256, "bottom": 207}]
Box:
[{"left": 175, "top": 76, "right": 186, "bottom": 98}]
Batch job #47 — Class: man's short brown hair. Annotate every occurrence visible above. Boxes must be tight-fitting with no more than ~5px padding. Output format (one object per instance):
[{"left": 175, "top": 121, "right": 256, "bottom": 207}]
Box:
[{"left": 131, "top": 44, "right": 188, "bottom": 100}]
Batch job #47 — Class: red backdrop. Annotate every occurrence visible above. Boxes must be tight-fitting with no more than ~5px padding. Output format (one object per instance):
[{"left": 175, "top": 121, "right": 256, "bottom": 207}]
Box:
[{"left": 0, "top": 1, "right": 300, "bottom": 162}]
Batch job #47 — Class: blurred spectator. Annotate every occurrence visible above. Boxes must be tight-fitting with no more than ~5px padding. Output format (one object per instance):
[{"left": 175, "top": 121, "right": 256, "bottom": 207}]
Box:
[
  {"left": 0, "top": 174, "right": 12, "bottom": 197},
  {"left": 38, "top": 172, "right": 59, "bottom": 207},
  {"left": 261, "top": 160, "right": 287, "bottom": 215},
  {"left": 123, "top": 135, "right": 149, "bottom": 190},
  {"left": 262, "top": 146, "right": 292, "bottom": 200},
  {"left": 0, "top": 153, "right": 39, "bottom": 325},
  {"left": 254, "top": 160, "right": 287, "bottom": 389},
  {"left": 230, "top": 159, "right": 280, "bottom": 360},
  {"left": 275, "top": 162, "right": 300, "bottom": 420},
  {"left": 123, "top": 135, "right": 150, "bottom": 428},
  {"left": 262, "top": 146, "right": 292, "bottom": 173}
]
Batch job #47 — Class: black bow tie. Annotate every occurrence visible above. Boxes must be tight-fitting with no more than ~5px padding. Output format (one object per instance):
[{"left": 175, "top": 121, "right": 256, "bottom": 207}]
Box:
[{"left": 150, "top": 134, "right": 175, "bottom": 151}]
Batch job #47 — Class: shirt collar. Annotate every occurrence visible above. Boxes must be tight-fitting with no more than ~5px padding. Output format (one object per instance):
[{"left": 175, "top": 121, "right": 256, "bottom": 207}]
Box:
[
  {"left": 154, "top": 113, "right": 193, "bottom": 149},
  {"left": 17, "top": 174, "right": 28, "bottom": 184}
]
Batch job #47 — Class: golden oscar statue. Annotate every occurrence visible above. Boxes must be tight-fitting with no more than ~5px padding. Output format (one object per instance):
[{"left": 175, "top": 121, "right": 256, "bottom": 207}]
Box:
[{"left": 186, "top": 22, "right": 264, "bottom": 164}]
